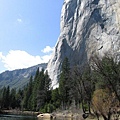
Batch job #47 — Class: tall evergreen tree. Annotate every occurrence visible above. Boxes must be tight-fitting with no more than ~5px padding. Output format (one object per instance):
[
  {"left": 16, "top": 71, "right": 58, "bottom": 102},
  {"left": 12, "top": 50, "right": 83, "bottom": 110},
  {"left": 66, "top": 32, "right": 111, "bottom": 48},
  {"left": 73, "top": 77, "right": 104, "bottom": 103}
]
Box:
[
  {"left": 27, "top": 76, "right": 33, "bottom": 110},
  {"left": 44, "top": 70, "right": 52, "bottom": 103},
  {"left": 52, "top": 88, "right": 60, "bottom": 108},
  {"left": 36, "top": 69, "right": 45, "bottom": 111},
  {"left": 59, "top": 57, "right": 70, "bottom": 109},
  {"left": 1, "top": 86, "right": 10, "bottom": 109},
  {"left": 1, "top": 87, "right": 7, "bottom": 109},
  {"left": 10, "top": 88, "right": 16, "bottom": 109},
  {"left": 16, "top": 89, "right": 24, "bottom": 109},
  {"left": 5, "top": 86, "right": 10, "bottom": 109},
  {"left": 31, "top": 68, "right": 40, "bottom": 111},
  {"left": 22, "top": 76, "right": 33, "bottom": 110}
]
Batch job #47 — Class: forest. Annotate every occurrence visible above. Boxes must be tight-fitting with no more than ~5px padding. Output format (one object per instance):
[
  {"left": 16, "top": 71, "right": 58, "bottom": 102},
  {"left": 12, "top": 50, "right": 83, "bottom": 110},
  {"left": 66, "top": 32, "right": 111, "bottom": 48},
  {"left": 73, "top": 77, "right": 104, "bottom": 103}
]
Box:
[{"left": 0, "top": 55, "right": 120, "bottom": 120}]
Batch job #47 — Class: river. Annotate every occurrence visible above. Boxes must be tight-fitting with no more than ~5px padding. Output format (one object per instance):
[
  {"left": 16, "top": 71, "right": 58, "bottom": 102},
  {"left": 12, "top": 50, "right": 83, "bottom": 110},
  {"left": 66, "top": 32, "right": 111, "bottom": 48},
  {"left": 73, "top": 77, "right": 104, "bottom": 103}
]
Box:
[{"left": 0, "top": 114, "right": 37, "bottom": 120}]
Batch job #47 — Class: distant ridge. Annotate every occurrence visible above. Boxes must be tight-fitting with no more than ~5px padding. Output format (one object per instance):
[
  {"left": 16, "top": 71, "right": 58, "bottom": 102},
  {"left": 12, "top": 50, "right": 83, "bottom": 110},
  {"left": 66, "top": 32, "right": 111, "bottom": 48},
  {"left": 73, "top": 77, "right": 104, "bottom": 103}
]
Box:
[{"left": 0, "top": 63, "right": 47, "bottom": 90}]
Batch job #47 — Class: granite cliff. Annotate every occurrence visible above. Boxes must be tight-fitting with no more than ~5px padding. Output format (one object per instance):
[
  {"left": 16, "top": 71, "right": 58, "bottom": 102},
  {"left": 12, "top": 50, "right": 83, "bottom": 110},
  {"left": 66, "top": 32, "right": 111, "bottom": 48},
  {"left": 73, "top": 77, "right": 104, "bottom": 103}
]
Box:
[{"left": 47, "top": 0, "right": 120, "bottom": 87}]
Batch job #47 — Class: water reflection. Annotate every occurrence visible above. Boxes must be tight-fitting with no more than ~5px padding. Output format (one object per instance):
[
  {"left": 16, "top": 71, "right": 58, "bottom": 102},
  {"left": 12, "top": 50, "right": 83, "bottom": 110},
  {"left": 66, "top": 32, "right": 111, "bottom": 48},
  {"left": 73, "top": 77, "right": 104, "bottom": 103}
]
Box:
[
  {"left": 38, "top": 117, "right": 80, "bottom": 120},
  {"left": 0, "top": 114, "right": 37, "bottom": 120},
  {"left": 38, "top": 118, "right": 73, "bottom": 120}
]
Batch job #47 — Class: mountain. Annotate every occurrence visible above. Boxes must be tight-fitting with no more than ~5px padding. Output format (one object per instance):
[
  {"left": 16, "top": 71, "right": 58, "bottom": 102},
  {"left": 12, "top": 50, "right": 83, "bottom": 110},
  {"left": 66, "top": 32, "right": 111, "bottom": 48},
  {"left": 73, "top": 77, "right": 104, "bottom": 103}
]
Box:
[
  {"left": 0, "top": 63, "right": 47, "bottom": 90},
  {"left": 47, "top": 0, "right": 120, "bottom": 88}
]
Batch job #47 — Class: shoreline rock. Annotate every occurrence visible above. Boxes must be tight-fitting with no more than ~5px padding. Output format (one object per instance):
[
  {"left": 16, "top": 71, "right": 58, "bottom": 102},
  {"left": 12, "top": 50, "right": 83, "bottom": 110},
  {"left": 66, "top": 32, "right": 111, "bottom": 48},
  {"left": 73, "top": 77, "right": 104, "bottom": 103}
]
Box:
[{"left": 37, "top": 113, "right": 54, "bottom": 119}]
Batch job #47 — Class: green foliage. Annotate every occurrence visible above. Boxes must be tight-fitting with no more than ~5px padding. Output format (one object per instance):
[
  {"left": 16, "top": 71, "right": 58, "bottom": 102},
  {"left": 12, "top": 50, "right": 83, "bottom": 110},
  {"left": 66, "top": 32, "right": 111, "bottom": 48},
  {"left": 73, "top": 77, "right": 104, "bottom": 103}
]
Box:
[
  {"left": 0, "top": 55, "right": 119, "bottom": 115},
  {"left": 0, "top": 87, "right": 23, "bottom": 109},
  {"left": 10, "top": 88, "right": 17, "bottom": 109},
  {"left": 91, "top": 56, "right": 120, "bottom": 101},
  {"left": 51, "top": 88, "right": 61, "bottom": 108},
  {"left": 22, "top": 76, "right": 33, "bottom": 110},
  {"left": 40, "top": 103, "right": 55, "bottom": 113},
  {"left": 0, "top": 67, "right": 52, "bottom": 112},
  {"left": 59, "top": 57, "right": 71, "bottom": 109},
  {"left": 22, "top": 68, "right": 52, "bottom": 112}
]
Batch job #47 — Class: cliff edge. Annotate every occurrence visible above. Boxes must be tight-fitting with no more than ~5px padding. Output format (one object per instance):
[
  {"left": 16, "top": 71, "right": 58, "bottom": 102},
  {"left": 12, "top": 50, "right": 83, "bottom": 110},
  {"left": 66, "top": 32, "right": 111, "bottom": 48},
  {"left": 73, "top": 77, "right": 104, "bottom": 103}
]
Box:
[{"left": 47, "top": 0, "right": 120, "bottom": 88}]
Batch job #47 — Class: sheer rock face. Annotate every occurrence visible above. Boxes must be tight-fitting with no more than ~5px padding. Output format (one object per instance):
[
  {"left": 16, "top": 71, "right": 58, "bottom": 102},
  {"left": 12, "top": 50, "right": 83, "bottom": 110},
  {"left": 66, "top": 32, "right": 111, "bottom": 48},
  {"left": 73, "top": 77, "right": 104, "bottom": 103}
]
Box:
[{"left": 47, "top": 0, "right": 120, "bottom": 88}]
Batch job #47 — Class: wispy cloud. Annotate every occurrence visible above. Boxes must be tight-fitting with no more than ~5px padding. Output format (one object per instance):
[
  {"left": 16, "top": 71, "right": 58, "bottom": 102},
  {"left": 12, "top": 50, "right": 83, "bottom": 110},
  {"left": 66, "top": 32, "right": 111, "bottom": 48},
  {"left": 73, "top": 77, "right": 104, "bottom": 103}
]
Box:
[
  {"left": 0, "top": 49, "right": 52, "bottom": 71},
  {"left": 41, "top": 46, "right": 54, "bottom": 53},
  {"left": 17, "top": 18, "right": 23, "bottom": 23}
]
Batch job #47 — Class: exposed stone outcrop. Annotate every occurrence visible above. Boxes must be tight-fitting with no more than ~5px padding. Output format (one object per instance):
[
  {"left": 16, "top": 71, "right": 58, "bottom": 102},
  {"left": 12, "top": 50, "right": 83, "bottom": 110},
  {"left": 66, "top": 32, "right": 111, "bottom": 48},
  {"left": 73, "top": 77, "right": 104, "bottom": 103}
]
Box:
[{"left": 47, "top": 0, "right": 120, "bottom": 88}]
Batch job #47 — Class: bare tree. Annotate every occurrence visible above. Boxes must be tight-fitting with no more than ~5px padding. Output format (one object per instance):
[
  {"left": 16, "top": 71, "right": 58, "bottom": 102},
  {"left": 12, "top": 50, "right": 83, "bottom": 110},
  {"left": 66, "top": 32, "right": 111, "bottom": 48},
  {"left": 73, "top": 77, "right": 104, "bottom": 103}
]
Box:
[
  {"left": 92, "top": 89, "right": 119, "bottom": 120},
  {"left": 70, "top": 64, "right": 95, "bottom": 114}
]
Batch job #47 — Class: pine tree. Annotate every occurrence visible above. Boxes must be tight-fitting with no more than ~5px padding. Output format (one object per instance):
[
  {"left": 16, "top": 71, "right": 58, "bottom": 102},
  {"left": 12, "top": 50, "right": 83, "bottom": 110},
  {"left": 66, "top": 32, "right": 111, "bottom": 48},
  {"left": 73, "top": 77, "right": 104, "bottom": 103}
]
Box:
[
  {"left": 31, "top": 68, "right": 40, "bottom": 111},
  {"left": 44, "top": 70, "right": 52, "bottom": 103},
  {"left": 5, "top": 86, "right": 10, "bottom": 109},
  {"left": 52, "top": 88, "right": 60, "bottom": 108},
  {"left": 22, "top": 76, "right": 33, "bottom": 110},
  {"left": 36, "top": 69, "right": 46, "bottom": 111},
  {"left": 59, "top": 57, "right": 70, "bottom": 109},
  {"left": 1, "top": 87, "right": 7, "bottom": 109},
  {"left": 16, "top": 89, "right": 24, "bottom": 109},
  {"left": 27, "top": 76, "right": 33, "bottom": 110},
  {"left": 10, "top": 88, "right": 16, "bottom": 109}
]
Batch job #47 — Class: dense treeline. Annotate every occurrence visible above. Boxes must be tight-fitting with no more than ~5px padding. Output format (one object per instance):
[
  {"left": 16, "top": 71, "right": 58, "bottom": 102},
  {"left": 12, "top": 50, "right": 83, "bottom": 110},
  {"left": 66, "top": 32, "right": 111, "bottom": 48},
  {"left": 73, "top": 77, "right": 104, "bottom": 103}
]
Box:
[
  {"left": 0, "top": 55, "right": 120, "bottom": 120},
  {"left": 0, "top": 69, "right": 52, "bottom": 112},
  {"left": 0, "top": 86, "right": 23, "bottom": 109}
]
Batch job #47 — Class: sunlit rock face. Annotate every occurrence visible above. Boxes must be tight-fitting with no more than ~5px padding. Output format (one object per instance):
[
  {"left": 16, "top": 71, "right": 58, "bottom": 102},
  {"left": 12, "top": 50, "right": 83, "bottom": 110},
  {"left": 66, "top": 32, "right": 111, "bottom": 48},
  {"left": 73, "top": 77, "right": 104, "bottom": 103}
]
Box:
[{"left": 47, "top": 0, "right": 120, "bottom": 88}]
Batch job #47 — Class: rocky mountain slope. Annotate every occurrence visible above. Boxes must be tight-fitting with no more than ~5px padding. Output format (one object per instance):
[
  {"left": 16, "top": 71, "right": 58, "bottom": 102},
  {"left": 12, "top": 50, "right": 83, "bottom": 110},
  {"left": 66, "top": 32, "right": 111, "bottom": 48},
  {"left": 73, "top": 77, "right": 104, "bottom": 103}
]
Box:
[
  {"left": 0, "top": 63, "right": 47, "bottom": 89},
  {"left": 47, "top": 0, "right": 120, "bottom": 87}
]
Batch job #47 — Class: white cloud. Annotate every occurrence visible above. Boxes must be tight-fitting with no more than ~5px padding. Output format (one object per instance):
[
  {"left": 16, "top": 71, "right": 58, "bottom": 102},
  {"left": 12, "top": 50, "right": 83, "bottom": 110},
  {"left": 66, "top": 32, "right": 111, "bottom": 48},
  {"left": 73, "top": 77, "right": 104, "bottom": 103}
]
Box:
[
  {"left": 0, "top": 52, "right": 3, "bottom": 59},
  {"left": 17, "top": 18, "right": 22, "bottom": 23},
  {"left": 0, "top": 50, "right": 52, "bottom": 70},
  {"left": 41, "top": 46, "right": 54, "bottom": 53},
  {"left": 0, "top": 52, "right": 5, "bottom": 60}
]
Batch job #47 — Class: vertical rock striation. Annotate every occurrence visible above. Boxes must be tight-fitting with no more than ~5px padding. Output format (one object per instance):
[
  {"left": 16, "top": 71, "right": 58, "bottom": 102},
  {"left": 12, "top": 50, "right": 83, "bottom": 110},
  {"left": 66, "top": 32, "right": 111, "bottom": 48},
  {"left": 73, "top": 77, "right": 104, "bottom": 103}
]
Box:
[{"left": 47, "top": 0, "right": 120, "bottom": 88}]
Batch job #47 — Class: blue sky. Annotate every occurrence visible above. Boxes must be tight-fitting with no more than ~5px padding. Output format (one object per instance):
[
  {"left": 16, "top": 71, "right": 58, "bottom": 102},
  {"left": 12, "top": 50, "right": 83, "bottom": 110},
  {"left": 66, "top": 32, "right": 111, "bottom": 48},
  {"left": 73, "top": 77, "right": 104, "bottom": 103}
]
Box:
[{"left": 0, "top": 0, "right": 63, "bottom": 72}]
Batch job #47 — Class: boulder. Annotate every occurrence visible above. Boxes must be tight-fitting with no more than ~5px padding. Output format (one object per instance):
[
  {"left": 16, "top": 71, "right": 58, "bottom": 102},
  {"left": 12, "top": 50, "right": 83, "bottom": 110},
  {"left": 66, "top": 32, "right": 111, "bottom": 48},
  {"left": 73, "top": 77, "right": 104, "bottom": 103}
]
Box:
[{"left": 37, "top": 113, "right": 54, "bottom": 119}]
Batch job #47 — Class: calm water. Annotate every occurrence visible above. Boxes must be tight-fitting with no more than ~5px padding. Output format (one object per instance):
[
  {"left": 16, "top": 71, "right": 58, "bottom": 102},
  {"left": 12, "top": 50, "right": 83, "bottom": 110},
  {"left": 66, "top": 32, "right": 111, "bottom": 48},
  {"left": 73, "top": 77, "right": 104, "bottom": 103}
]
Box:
[{"left": 0, "top": 114, "right": 37, "bottom": 120}]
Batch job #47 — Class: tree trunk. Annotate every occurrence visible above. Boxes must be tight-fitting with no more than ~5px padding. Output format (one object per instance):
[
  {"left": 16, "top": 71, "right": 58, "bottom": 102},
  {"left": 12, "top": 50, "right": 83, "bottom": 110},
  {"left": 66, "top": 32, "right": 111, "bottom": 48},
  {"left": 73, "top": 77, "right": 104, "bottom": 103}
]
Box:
[
  {"left": 96, "top": 112, "right": 99, "bottom": 120},
  {"left": 102, "top": 113, "right": 111, "bottom": 120},
  {"left": 81, "top": 100, "right": 86, "bottom": 113},
  {"left": 88, "top": 101, "right": 91, "bottom": 114},
  {"left": 108, "top": 112, "right": 112, "bottom": 120},
  {"left": 102, "top": 114, "right": 108, "bottom": 120}
]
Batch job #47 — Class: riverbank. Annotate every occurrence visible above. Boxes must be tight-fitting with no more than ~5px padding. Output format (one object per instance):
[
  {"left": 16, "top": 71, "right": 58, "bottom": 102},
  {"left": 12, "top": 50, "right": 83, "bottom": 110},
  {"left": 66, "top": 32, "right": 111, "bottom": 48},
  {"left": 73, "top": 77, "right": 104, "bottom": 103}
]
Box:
[
  {"left": 0, "top": 109, "right": 102, "bottom": 120},
  {"left": 0, "top": 109, "right": 39, "bottom": 116},
  {"left": 37, "top": 109, "right": 89, "bottom": 120},
  {"left": 37, "top": 112, "right": 103, "bottom": 120}
]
